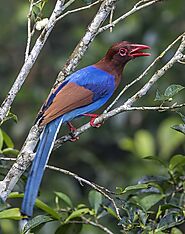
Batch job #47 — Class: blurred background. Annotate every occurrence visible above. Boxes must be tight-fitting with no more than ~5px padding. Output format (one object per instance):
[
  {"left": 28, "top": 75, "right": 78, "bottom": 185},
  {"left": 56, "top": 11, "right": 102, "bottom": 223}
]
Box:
[{"left": 0, "top": 0, "right": 184, "bottom": 233}]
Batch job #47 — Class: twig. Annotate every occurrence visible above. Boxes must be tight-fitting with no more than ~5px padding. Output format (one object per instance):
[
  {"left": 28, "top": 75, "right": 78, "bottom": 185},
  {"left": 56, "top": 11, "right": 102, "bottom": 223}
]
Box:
[
  {"left": 56, "top": 0, "right": 102, "bottom": 22},
  {"left": 62, "top": 0, "right": 76, "bottom": 10},
  {"left": 25, "top": 0, "right": 34, "bottom": 61},
  {"left": 104, "top": 32, "right": 185, "bottom": 113},
  {"left": 98, "top": 0, "right": 164, "bottom": 33},
  {"left": 124, "top": 103, "right": 185, "bottom": 112},
  {"left": 33, "top": 0, "right": 43, "bottom": 6},
  {"left": 109, "top": 5, "right": 115, "bottom": 32},
  {"left": 46, "top": 164, "right": 121, "bottom": 220},
  {"left": 82, "top": 216, "right": 114, "bottom": 234}
]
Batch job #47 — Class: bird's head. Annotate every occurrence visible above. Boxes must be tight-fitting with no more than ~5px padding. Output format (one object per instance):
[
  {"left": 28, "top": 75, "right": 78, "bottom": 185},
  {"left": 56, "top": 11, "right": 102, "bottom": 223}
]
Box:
[{"left": 105, "top": 41, "right": 151, "bottom": 65}]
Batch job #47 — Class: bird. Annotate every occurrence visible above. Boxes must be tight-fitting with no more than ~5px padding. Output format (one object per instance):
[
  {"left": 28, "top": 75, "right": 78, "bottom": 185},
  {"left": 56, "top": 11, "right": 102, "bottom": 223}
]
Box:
[{"left": 21, "top": 41, "right": 150, "bottom": 217}]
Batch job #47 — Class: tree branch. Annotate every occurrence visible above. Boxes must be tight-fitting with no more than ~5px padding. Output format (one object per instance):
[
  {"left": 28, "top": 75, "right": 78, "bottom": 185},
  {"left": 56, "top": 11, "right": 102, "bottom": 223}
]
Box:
[
  {"left": 98, "top": 0, "right": 164, "bottom": 33},
  {"left": 56, "top": 0, "right": 103, "bottom": 22},
  {"left": 123, "top": 103, "right": 185, "bottom": 112},
  {"left": 82, "top": 217, "right": 114, "bottom": 234}
]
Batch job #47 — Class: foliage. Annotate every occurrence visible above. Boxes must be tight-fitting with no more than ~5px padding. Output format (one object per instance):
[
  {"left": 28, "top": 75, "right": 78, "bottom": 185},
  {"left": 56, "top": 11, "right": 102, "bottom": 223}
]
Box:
[{"left": 0, "top": 154, "right": 184, "bottom": 233}]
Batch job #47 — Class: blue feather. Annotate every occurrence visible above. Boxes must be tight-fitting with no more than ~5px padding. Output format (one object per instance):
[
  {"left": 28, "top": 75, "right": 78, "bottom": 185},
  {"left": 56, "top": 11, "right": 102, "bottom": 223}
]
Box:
[{"left": 21, "top": 117, "right": 63, "bottom": 216}]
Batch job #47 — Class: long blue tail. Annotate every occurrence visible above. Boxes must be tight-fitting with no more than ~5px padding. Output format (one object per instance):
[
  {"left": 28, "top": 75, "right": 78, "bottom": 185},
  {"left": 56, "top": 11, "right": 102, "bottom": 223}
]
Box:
[{"left": 21, "top": 117, "right": 63, "bottom": 217}]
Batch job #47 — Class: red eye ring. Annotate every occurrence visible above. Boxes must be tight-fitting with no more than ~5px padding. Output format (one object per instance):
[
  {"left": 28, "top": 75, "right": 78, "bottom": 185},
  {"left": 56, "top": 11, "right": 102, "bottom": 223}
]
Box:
[{"left": 119, "top": 48, "right": 127, "bottom": 56}]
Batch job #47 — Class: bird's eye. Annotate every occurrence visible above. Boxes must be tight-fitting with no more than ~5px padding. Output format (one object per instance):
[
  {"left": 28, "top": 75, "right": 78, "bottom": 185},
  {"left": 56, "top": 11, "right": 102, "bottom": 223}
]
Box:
[{"left": 119, "top": 48, "right": 127, "bottom": 56}]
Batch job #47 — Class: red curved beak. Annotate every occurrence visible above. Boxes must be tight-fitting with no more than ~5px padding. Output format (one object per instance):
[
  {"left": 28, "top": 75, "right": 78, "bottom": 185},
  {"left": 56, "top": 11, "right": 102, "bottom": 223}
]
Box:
[{"left": 129, "top": 44, "right": 151, "bottom": 58}]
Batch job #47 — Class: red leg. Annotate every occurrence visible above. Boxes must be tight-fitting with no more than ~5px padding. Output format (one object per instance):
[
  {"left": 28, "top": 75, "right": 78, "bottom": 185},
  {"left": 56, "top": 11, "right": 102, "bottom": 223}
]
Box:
[
  {"left": 67, "top": 122, "right": 79, "bottom": 142},
  {"left": 83, "top": 113, "right": 102, "bottom": 128}
]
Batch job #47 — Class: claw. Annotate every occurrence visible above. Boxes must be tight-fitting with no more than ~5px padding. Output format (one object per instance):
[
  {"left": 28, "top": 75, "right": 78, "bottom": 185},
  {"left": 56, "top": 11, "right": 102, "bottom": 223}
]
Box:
[
  {"left": 83, "top": 113, "right": 103, "bottom": 128},
  {"left": 67, "top": 122, "right": 79, "bottom": 142}
]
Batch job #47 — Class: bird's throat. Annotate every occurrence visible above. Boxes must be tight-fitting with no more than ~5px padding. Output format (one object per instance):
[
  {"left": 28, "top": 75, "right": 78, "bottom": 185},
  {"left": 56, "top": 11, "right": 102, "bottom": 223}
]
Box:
[{"left": 94, "top": 58, "right": 125, "bottom": 88}]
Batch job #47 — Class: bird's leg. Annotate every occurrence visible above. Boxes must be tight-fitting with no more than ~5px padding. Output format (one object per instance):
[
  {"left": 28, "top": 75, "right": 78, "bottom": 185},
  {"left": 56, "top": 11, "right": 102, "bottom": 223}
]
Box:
[
  {"left": 67, "top": 122, "right": 79, "bottom": 142},
  {"left": 83, "top": 113, "right": 102, "bottom": 128}
]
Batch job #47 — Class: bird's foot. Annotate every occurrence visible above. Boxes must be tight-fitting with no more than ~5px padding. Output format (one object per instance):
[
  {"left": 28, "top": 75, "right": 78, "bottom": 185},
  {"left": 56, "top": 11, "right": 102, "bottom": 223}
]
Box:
[
  {"left": 83, "top": 113, "right": 102, "bottom": 128},
  {"left": 67, "top": 122, "right": 79, "bottom": 142}
]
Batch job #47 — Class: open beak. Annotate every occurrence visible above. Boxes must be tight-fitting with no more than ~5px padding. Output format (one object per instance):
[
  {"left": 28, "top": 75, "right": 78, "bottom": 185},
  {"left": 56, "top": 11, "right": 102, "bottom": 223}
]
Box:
[{"left": 129, "top": 44, "right": 151, "bottom": 58}]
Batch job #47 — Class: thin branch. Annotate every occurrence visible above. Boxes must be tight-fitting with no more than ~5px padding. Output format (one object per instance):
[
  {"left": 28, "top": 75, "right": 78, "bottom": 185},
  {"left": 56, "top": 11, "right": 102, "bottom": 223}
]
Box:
[
  {"left": 46, "top": 164, "right": 121, "bottom": 220},
  {"left": 109, "top": 4, "right": 115, "bottom": 32},
  {"left": 104, "top": 32, "right": 185, "bottom": 113},
  {"left": 65, "top": 218, "right": 114, "bottom": 234},
  {"left": 56, "top": 0, "right": 103, "bottom": 22},
  {"left": 62, "top": 0, "right": 76, "bottom": 10},
  {"left": 25, "top": 0, "right": 34, "bottom": 61},
  {"left": 98, "top": 0, "right": 164, "bottom": 33},
  {"left": 125, "top": 103, "right": 185, "bottom": 112},
  {"left": 82, "top": 217, "right": 114, "bottom": 234},
  {"left": 33, "top": 0, "right": 43, "bottom": 6},
  {"left": 0, "top": 156, "right": 17, "bottom": 162}
]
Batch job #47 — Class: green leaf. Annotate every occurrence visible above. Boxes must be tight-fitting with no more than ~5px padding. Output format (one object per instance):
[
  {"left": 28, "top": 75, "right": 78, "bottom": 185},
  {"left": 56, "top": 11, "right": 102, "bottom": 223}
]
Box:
[
  {"left": 134, "top": 130, "right": 155, "bottom": 158},
  {"left": 35, "top": 199, "right": 60, "bottom": 219},
  {"left": 164, "top": 84, "right": 184, "bottom": 98},
  {"left": 88, "top": 190, "right": 102, "bottom": 214},
  {"left": 0, "top": 129, "right": 3, "bottom": 150},
  {"left": 172, "top": 124, "right": 185, "bottom": 135},
  {"left": 154, "top": 89, "right": 166, "bottom": 102},
  {"left": 0, "top": 112, "right": 18, "bottom": 126},
  {"left": 139, "top": 194, "right": 164, "bottom": 211},
  {"left": 154, "top": 85, "right": 184, "bottom": 102},
  {"left": 176, "top": 111, "right": 185, "bottom": 123},
  {"left": 144, "top": 156, "right": 167, "bottom": 168},
  {"left": 8, "top": 192, "right": 23, "bottom": 199},
  {"left": 157, "top": 212, "right": 184, "bottom": 231},
  {"left": 55, "top": 223, "right": 83, "bottom": 234},
  {"left": 103, "top": 206, "right": 118, "bottom": 219},
  {"left": 22, "top": 215, "right": 53, "bottom": 234},
  {"left": 6, "top": 112, "right": 18, "bottom": 123},
  {"left": 0, "top": 208, "right": 22, "bottom": 220},
  {"left": 122, "top": 183, "right": 150, "bottom": 193},
  {"left": 8, "top": 193, "right": 60, "bottom": 220},
  {"left": 2, "top": 148, "right": 19, "bottom": 156},
  {"left": 54, "top": 192, "right": 73, "bottom": 208},
  {"left": 65, "top": 208, "right": 91, "bottom": 223},
  {"left": 171, "top": 227, "right": 183, "bottom": 234},
  {"left": 169, "top": 154, "right": 185, "bottom": 172},
  {"left": 2, "top": 130, "right": 14, "bottom": 148}
]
